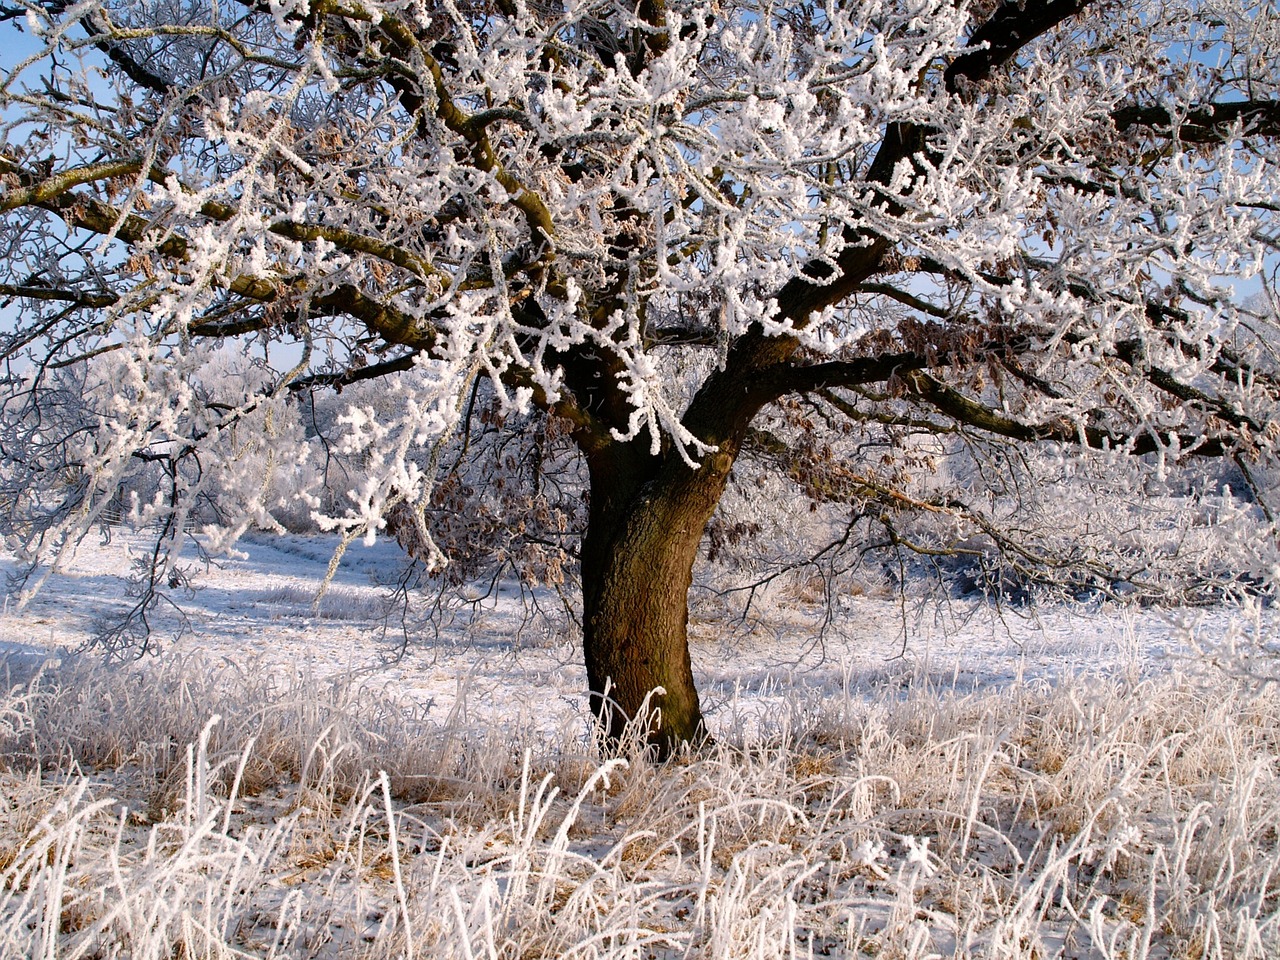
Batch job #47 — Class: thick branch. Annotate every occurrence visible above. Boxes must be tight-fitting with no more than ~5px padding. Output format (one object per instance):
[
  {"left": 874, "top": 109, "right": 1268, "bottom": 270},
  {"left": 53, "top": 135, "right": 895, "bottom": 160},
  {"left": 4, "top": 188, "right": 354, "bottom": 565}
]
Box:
[
  {"left": 1110, "top": 336, "right": 1267, "bottom": 434},
  {"left": 945, "top": 0, "right": 1094, "bottom": 93},
  {"left": 905, "top": 370, "right": 1230, "bottom": 458},
  {"left": 770, "top": 1, "right": 1096, "bottom": 333},
  {"left": 0, "top": 283, "right": 118, "bottom": 309},
  {"left": 286, "top": 351, "right": 421, "bottom": 391},
  {"left": 770, "top": 352, "right": 932, "bottom": 395},
  {"left": 0, "top": 158, "right": 145, "bottom": 212},
  {"left": 1113, "top": 100, "right": 1280, "bottom": 142}
]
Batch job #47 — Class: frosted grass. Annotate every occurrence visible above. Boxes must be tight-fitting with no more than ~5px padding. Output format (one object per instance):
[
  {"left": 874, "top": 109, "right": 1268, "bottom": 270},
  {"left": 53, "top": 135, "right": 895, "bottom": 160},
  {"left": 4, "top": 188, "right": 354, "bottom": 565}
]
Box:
[{"left": 0, "top": 653, "right": 1276, "bottom": 959}]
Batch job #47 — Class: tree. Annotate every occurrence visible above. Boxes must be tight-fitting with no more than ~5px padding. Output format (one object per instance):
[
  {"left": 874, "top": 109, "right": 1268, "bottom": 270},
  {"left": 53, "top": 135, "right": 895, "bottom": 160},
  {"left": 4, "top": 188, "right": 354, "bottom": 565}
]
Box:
[{"left": 2, "top": 0, "right": 1279, "bottom": 755}]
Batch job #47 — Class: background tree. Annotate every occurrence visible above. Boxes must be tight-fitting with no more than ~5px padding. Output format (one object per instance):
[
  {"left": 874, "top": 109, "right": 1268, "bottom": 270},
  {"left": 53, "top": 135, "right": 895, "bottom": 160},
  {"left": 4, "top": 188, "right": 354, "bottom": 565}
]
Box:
[{"left": 2, "top": 0, "right": 1279, "bottom": 754}]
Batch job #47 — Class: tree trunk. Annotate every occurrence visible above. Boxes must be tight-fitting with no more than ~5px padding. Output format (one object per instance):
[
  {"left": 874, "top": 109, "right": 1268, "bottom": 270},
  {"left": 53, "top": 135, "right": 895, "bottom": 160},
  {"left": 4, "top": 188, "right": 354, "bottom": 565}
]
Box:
[{"left": 579, "top": 448, "right": 736, "bottom": 758}]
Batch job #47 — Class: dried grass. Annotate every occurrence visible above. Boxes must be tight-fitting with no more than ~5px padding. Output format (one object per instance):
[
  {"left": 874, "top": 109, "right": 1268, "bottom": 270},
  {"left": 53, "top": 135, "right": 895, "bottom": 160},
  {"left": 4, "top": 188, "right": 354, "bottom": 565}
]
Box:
[{"left": 0, "top": 651, "right": 1276, "bottom": 959}]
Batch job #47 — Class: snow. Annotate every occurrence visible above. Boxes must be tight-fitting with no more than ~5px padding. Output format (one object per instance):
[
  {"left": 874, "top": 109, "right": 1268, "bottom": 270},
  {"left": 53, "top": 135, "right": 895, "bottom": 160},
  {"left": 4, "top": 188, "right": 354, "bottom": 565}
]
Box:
[
  {"left": 0, "top": 529, "right": 1225, "bottom": 736},
  {"left": 1, "top": 531, "right": 1277, "bottom": 960}
]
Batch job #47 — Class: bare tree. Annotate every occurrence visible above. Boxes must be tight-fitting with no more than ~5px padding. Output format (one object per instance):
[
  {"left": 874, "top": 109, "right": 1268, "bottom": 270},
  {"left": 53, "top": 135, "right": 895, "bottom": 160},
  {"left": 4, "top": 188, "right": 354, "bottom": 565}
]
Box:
[{"left": 2, "top": 0, "right": 1279, "bottom": 754}]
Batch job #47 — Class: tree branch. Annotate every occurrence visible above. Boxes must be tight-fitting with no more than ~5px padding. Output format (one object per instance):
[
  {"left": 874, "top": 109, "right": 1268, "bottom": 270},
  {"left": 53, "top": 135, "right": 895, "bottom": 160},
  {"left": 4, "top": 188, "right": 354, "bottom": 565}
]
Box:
[
  {"left": 286, "top": 351, "right": 422, "bottom": 391},
  {"left": 904, "top": 370, "right": 1230, "bottom": 457},
  {"left": 367, "top": 13, "right": 558, "bottom": 256},
  {"left": 0, "top": 283, "right": 118, "bottom": 309},
  {"left": 771, "top": 352, "right": 932, "bottom": 396},
  {"left": 945, "top": 0, "right": 1094, "bottom": 93},
  {"left": 0, "top": 157, "right": 146, "bottom": 213},
  {"left": 1113, "top": 100, "right": 1280, "bottom": 142}
]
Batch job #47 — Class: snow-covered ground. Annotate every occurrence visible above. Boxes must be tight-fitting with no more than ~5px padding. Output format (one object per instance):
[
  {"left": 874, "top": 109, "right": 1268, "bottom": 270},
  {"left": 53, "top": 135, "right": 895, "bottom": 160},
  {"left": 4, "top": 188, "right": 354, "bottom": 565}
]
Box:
[
  {"left": 1, "top": 532, "right": 1277, "bottom": 960},
  {"left": 0, "top": 529, "right": 1229, "bottom": 735}
]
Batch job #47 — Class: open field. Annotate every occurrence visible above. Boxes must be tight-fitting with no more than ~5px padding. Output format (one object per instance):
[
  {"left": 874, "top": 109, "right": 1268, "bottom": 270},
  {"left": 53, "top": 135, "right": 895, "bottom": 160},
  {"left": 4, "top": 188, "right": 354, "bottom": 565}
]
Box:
[{"left": 1, "top": 534, "right": 1278, "bottom": 959}]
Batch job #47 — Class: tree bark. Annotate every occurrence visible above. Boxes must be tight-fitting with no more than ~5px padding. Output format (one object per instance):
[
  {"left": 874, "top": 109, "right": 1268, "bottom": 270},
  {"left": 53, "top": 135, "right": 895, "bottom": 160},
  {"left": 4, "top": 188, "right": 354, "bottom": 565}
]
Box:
[{"left": 578, "top": 444, "right": 737, "bottom": 758}]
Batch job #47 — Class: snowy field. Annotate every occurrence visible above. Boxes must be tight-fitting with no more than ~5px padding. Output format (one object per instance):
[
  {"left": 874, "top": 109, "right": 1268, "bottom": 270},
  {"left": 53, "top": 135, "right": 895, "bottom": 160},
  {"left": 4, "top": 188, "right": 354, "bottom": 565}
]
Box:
[
  {"left": 1, "top": 532, "right": 1278, "bottom": 958},
  {"left": 0, "top": 531, "right": 1225, "bottom": 736}
]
